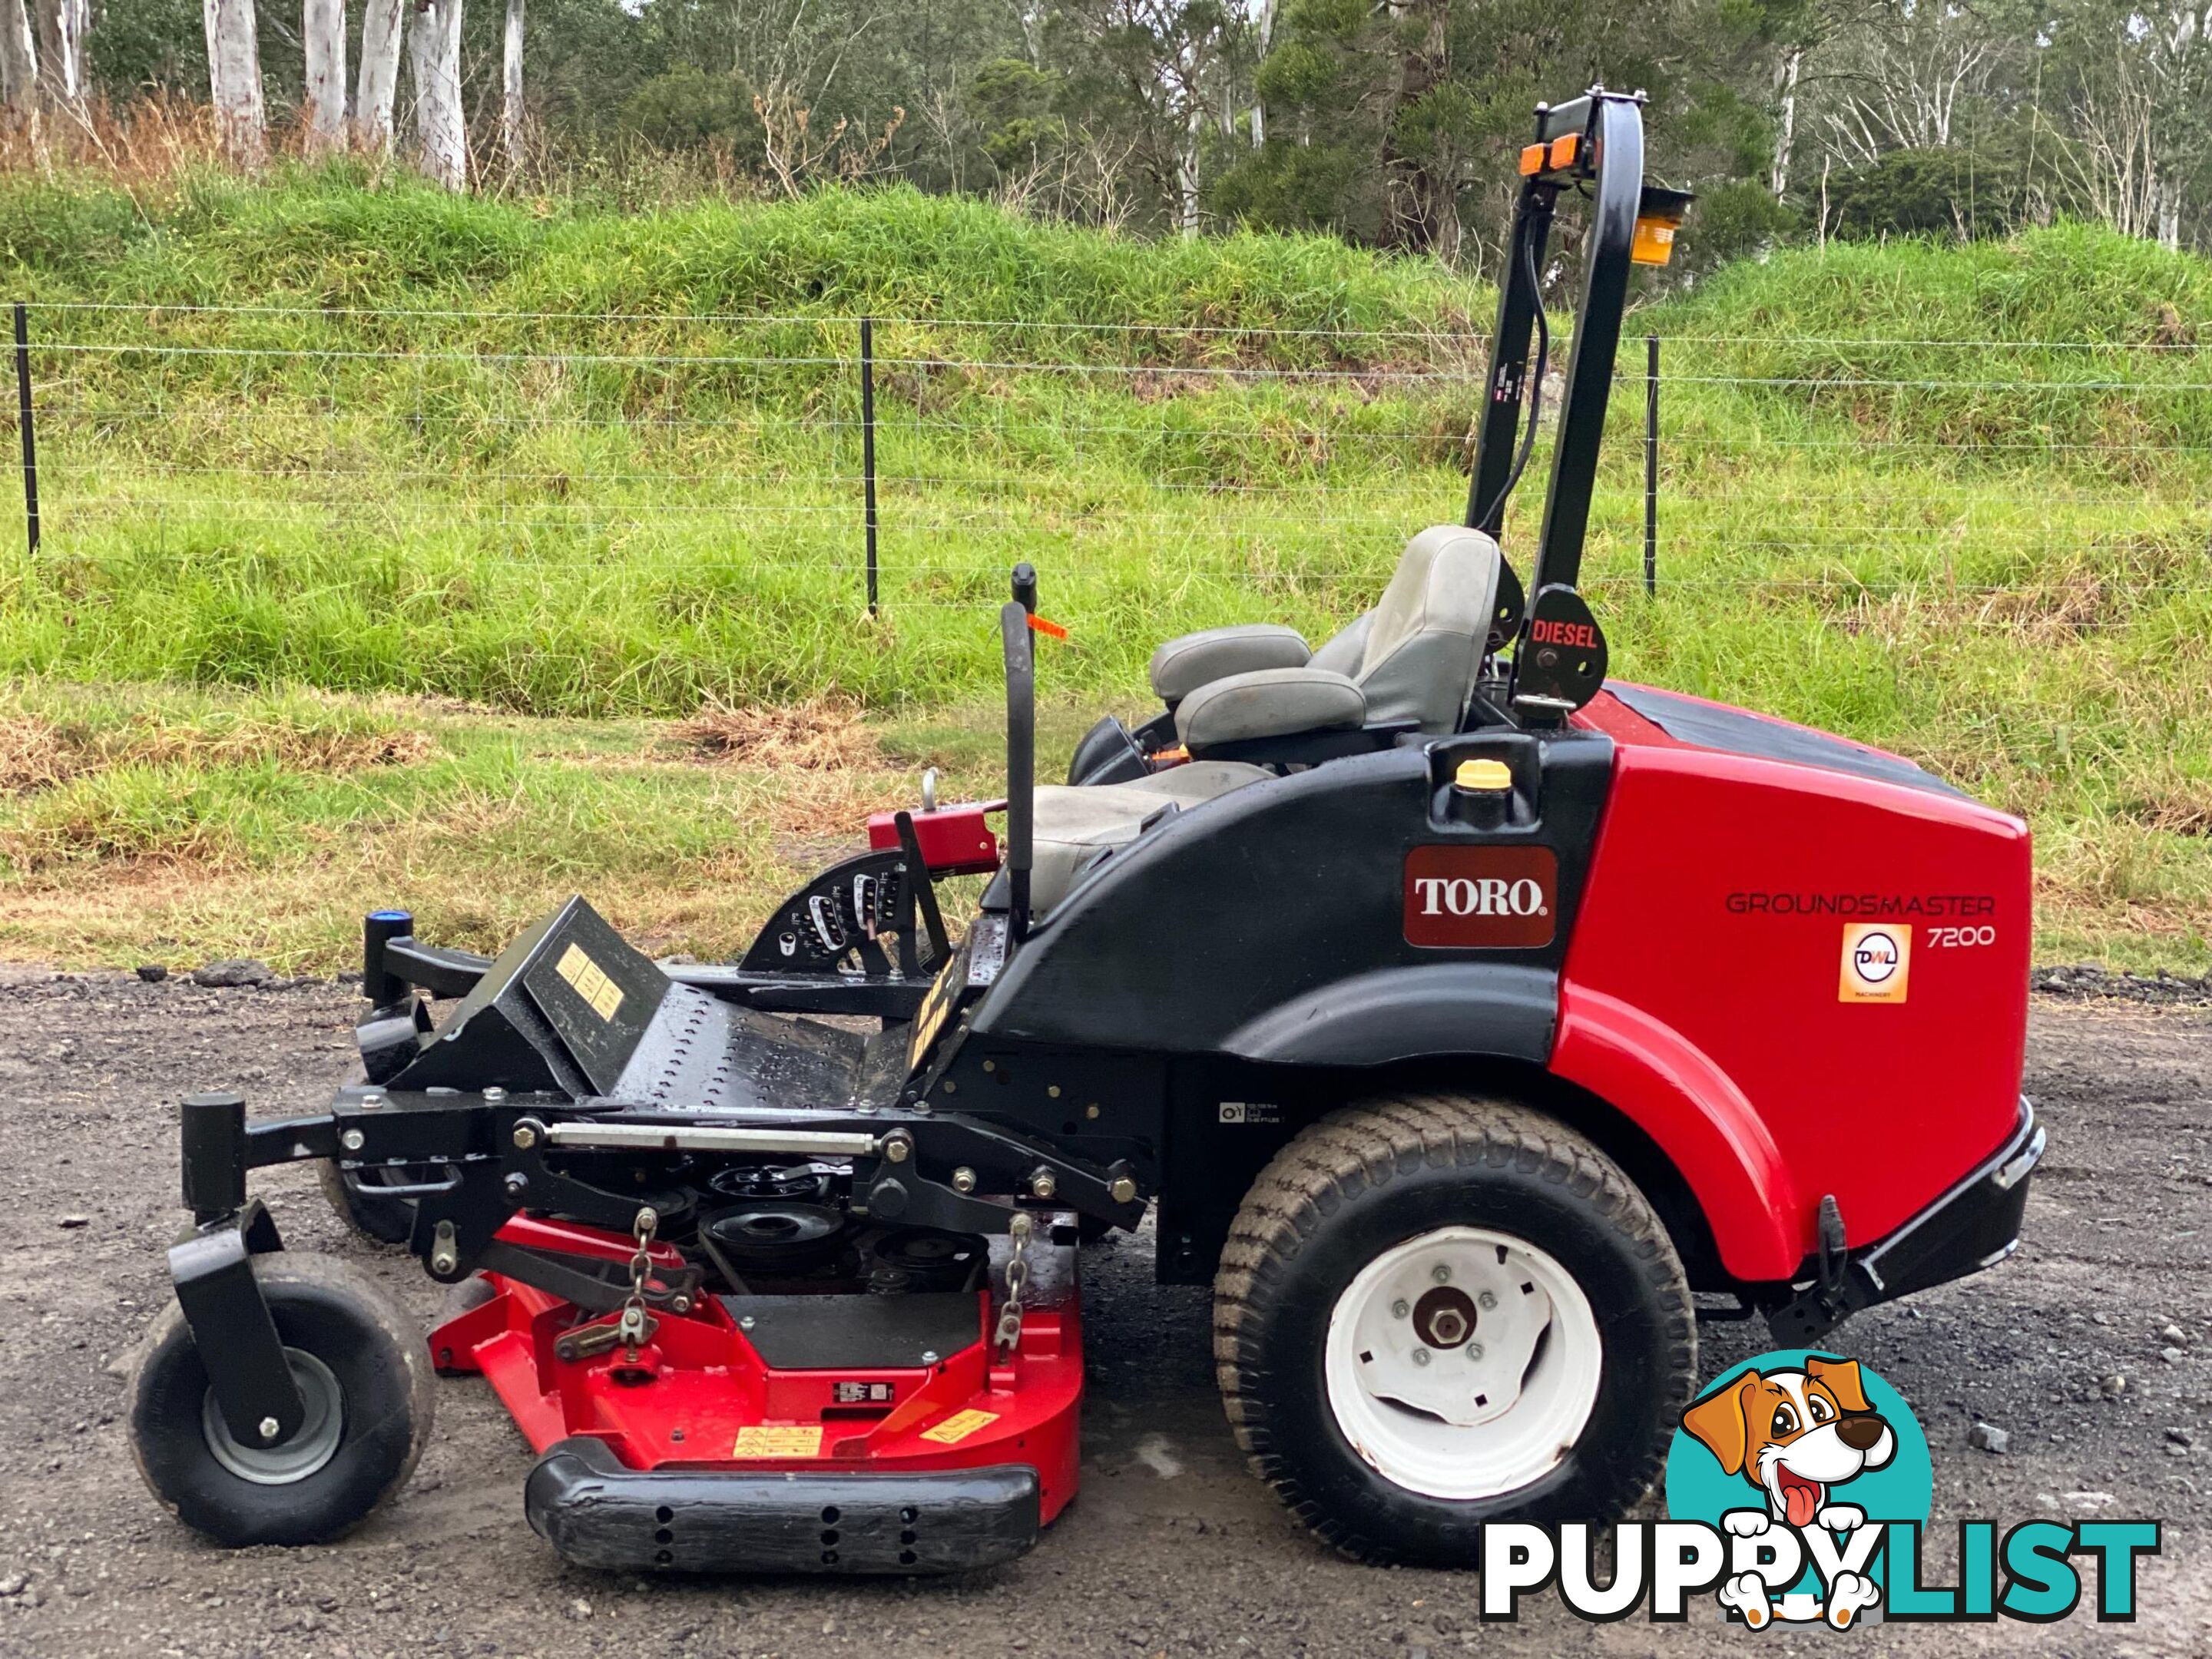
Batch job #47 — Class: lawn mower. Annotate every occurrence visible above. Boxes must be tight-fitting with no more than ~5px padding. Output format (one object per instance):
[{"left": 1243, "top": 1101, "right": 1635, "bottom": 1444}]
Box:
[{"left": 127, "top": 88, "right": 2041, "bottom": 1573}]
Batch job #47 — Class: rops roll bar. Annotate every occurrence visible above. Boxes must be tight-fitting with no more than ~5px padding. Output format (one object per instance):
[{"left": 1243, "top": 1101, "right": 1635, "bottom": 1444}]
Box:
[{"left": 1463, "top": 88, "right": 1690, "bottom": 724}]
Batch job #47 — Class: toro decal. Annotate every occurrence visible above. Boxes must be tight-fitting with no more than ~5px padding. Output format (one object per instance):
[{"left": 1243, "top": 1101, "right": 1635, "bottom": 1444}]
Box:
[{"left": 1403, "top": 846, "right": 1557, "bottom": 949}]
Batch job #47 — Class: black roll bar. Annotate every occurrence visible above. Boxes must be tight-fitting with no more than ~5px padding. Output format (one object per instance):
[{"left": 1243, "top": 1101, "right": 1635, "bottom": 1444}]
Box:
[
  {"left": 1002, "top": 564, "right": 1037, "bottom": 940},
  {"left": 1464, "top": 87, "right": 1657, "bottom": 723}
]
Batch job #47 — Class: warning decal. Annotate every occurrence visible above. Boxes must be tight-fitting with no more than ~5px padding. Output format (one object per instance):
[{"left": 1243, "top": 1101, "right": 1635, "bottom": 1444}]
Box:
[
  {"left": 733, "top": 1425, "right": 823, "bottom": 1458},
  {"left": 920, "top": 1409, "right": 1001, "bottom": 1445}
]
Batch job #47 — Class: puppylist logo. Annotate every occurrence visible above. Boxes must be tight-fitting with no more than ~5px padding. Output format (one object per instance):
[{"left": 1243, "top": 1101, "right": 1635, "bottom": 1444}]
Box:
[{"left": 1475, "top": 1349, "right": 2161, "bottom": 1628}]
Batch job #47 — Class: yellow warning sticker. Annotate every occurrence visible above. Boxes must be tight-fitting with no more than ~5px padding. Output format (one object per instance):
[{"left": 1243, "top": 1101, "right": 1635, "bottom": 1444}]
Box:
[
  {"left": 555, "top": 942, "right": 625, "bottom": 1022},
  {"left": 733, "top": 1425, "right": 823, "bottom": 1459},
  {"left": 920, "top": 1409, "right": 1001, "bottom": 1445}
]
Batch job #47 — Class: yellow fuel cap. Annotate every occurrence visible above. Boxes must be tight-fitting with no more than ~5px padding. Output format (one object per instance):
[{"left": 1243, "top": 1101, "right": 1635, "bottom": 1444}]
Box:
[{"left": 1454, "top": 759, "right": 1514, "bottom": 792}]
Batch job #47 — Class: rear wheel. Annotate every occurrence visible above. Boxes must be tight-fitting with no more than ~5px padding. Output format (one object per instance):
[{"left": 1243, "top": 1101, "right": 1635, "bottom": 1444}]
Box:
[
  {"left": 127, "top": 1253, "right": 435, "bottom": 1546},
  {"left": 1214, "top": 1094, "right": 1695, "bottom": 1565}
]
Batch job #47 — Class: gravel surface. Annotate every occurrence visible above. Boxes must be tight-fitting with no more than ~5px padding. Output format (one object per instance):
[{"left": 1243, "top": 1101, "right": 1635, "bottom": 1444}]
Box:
[{"left": 1, "top": 970, "right": 2207, "bottom": 1656}]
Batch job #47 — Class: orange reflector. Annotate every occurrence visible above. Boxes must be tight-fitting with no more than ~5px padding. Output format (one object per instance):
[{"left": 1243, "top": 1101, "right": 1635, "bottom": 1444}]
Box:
[
  {"left": 1631, "top": 216, "right": 1678, "bottom": 267},
  {"left": 1548, "top": 133, "right": 1579, "bottom": 171},
  {"left": 1518, "top": 143, "right": 1545, "bottom": 176},
  {"left": 1027, "top": 613, "right": 1068, "bottom": 640}
]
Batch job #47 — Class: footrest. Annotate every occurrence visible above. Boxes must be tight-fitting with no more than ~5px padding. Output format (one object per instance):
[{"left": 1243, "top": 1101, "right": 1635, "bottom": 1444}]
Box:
[{"left": 523, "top": 1437, "right": 1041, "bottom": 1575}]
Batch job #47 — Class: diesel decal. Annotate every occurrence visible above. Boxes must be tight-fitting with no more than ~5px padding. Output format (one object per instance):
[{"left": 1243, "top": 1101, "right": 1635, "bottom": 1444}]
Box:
[
  {"left": 1728, "top": 892, "right": 1995, "bottom": 920},
  {"left": 1404, "top": 846, "right": 1558, "bottom": 949},
  {"left": 1527, "top": 618, "right": 1601, "bottom": 651}
]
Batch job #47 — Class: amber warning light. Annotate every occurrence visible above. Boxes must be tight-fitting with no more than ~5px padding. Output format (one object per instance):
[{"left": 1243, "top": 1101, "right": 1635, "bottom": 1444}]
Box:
[{"left": 1633, "top": 185, "right": 1694, "bottom": 267}]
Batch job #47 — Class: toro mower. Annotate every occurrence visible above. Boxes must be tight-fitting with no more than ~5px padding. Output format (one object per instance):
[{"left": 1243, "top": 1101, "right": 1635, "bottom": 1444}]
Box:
[{"left": 127, "top": 88, "right": 2041, "bottom": 1572}]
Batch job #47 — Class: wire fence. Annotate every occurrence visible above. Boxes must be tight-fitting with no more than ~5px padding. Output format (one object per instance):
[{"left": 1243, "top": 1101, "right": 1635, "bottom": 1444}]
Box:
[{"left": 3, "top": 302, "right": 2209, "bottom": 700}]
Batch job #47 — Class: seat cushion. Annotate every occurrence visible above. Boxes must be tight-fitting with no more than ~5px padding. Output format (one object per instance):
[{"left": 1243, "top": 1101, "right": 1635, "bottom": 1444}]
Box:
[
  {"left": 1148, "top": 624, "right": 1311, "bottom": 703},
  {"left": 1029, "top": 761, "right": 1272, "bottom": 912},
  {"left": 1173, "top": 667, "right": 1366, "bottom": 750}
]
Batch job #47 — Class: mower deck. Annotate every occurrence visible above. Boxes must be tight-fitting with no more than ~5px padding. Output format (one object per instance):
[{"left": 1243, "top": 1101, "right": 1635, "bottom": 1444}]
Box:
[{"left": 428, "top": 1220, "right": 1081, "bottom": 1574}]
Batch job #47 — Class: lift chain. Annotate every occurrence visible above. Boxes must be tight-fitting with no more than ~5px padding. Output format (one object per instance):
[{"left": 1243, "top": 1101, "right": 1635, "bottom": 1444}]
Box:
[
  {"left": 994, "top": 1210, "right": 1034, "bottom": 1358},
  {"left": 618, "top": 1204, "right": 659, "bottom": 1356}
]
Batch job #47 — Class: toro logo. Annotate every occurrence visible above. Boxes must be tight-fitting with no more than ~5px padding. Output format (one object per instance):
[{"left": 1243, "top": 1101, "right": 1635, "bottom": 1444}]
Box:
[
  {"left": 1403, "top": 846, "right": 1557, "bottom": 949},
  {"left": 1527, "top": 618, "right": 1601, "bottom": 650}
]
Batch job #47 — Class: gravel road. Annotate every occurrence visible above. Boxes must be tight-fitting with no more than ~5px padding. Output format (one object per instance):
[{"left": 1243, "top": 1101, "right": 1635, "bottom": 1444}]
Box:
[{"left": 0, "top": 972, "right": 2207, "bottom": 1657}]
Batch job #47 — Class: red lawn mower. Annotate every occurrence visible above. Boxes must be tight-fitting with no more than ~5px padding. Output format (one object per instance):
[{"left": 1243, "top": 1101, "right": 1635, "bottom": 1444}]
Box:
[{"left": 127, "top": 88, "right": 2040, "bottom": 1572}]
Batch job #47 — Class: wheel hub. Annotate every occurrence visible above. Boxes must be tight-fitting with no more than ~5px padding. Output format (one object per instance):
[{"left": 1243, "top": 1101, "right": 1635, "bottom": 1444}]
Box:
[
  {"left": 1323, "top": 1225, "right": 1604, "bottom": 1502},
  {"left": 200, "top": 1347, "right": 345, "bottom": 1487}
]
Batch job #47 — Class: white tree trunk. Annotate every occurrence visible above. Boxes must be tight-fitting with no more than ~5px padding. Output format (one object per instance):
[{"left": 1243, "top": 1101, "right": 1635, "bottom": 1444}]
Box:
[
  {"left": 303, "top": 0, "right": 349, "bottom": 154},
  {"left": 203, "top": 0, "right": 267, "bottom": 166},
  {"left": 1771, "top": 45, "right": 1802, "bottom": 197},
  {"left": 33, "top": 0, "right": 83, "bottom": 107},
  {"left": 1177, "top": 104, "right": 1201, "bottom": 237},
  {"left": 501, "top": 0, "right": 525, "bottom": 173},
  {"left": 1250, "top": 0, "right": 1275, "bottom": 147},
  {"left": 356, "top": 0, "right": 406, "bottom": 153},
  {"left": 0, "top": 0, "right": 39, "bottom": 123},
  {"left": 409, "top": 0, "right": 467, "bottom": 190}
]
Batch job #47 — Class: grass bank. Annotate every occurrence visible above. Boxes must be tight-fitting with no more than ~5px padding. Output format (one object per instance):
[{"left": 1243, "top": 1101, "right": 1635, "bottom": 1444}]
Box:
[{"left": 0, "top": 173, "right": 2207, "bottom": 970}]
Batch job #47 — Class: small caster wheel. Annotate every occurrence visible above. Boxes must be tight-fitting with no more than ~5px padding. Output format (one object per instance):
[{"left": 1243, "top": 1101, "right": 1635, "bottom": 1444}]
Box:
[
  {"left": 127, "top": 1252, "right": 435, "bottom": 1546},
  {"left": 318, "top": 1157, "right": 452, "bottom": 1246}
]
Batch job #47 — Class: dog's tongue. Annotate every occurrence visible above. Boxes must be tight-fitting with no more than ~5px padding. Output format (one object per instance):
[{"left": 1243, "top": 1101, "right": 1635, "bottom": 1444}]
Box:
[{"left": 1782, "top": 1478, "right": 1820, "bottom": 1529}]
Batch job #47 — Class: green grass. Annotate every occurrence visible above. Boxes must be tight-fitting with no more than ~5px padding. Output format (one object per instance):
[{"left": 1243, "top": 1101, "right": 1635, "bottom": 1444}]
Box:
[{"left": 0, "top": 171, "right": 2207, "bottom": 972}]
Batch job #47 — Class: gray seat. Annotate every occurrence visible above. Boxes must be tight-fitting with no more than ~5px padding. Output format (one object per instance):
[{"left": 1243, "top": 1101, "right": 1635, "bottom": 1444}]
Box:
[
  {"left": 1024, "top": 526, "right": 1502, "bottom": 915},
  {"left": 1028, "top": 760, "right": 1273, "bottom": 914},
  {"left": 1174, "top": 525, "right": 1498, "bottom": 750}
]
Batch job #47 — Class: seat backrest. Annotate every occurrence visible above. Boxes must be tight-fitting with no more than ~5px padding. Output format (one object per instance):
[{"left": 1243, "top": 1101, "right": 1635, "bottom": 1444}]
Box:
[{"left": 1347, "top": 525, "right": 1501, "bottom": 732}]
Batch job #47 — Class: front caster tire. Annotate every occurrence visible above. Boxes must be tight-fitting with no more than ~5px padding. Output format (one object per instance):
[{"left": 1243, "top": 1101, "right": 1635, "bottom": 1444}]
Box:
[
  {"left": 127, "top": 1253, "right": 435, "bottom": 1547},
  {"left": 1214, "top": 1094, "right": 1697, "bottom": 1565}
]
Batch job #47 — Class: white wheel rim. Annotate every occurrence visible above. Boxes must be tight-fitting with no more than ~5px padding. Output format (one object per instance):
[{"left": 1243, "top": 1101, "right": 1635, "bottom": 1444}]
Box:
[{"left": 1323, "top": 1225, "right": 1602, "bottom": 1501}]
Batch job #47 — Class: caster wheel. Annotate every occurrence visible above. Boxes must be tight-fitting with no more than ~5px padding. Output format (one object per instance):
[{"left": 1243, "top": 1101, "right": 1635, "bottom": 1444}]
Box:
[
  {"left": 317, "top": 1157, "right": 451, "bottom": 1246},
  {"left": 1214, "top": 1094, "right": 1697, "bottom": 1565},
  {"left": 127, "top": 1252, "right": 435, "bottom": 1546}
]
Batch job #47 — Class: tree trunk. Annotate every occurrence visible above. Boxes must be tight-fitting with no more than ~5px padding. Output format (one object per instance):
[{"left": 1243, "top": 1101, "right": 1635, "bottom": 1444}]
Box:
[
  {"left": 302, "top": 0, "right": 348, "bottom": 154},
  {"left": 356, "top": 0, "right": 406, "bottom": 152},
  {"left": 1381, "top": 0, "right": 1453, "bottom": 253},
  {"left": 1771, "top": 45, "right": 1802, "bottom": 197},
  {"left": 204, "top": 0, "right": 267, "bottom": 166},
  {"left": 1177, "top": 104, "right": 1200, "bottom": 237},
  {"left": 0, "top": 0, "right": 38, "bottom": 126},
  {"left": 33, "top": 0, "right": 83, "bottom": 108},
  {"left": 409, "top": 0, "right": 467, "bottom": 190},
  {"left": 1250, "top": 0, "right": 1274, "bottom": 148},
  {"left": 501, "top": 0, "right": 525, "bottom": 174}
]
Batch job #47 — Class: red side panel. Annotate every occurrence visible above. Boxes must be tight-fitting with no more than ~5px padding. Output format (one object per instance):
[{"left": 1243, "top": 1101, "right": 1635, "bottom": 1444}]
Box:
[{"left": 1557, "top": 701, "right": 2032, "bottom": 1281}]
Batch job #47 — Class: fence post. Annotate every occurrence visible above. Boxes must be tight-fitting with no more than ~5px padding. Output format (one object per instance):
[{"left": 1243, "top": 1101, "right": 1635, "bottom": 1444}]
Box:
[
  {"left": 14, "top": 301, "right": 37, "bottom": 555},
  {"left": 1642, "top": 333, "right": 1658, "bottom": 596},
  {"left": 859, "top": 316, "right": 878, "bottom": 617}
]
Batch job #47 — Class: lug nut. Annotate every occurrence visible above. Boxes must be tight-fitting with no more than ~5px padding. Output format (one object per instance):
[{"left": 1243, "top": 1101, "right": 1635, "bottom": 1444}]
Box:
[
  {"left": 1478, "top": 1290, "right": 1498, "bottom": 1311},
  {"left": 1411, "top": 1347, "right": 1431, "bottom": 1366},
  {"left": 1108, "top": 1176, "right": 1137, "bottom": 1204},
  {"left": 882, "top": 1131, "right": 912, "bottom": 1164},
  {"left": 1431, "top": 1264, "right": 1452, "bottom": 1284},
  {"left": 1390, "top": 1299, "right": 1411, "bottom": 1320},
  {"left": 259, "top": 1416, "right": 280, "bottom": 1442},
  {"left": 512, "top": 1121, "right": 539, "bottom": 1151},
  {"left": 339, "top": 1128, "right": 366, "bottom": 1152},
  {"left": 950, "top": 1167, "right": 978, "bottom": 1194},
  {"left": 1028, "top": 1168, "right": 1057, "bottom": 1200}
]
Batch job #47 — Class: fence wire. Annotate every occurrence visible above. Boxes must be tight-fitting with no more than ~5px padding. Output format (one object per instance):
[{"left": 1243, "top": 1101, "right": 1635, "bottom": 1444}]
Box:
[{"left": 5, "top": 302, "right": 2208, "bottom": 660}]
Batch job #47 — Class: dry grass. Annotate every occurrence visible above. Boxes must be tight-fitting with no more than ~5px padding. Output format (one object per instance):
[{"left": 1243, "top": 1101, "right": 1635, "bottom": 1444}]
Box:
[
  {"left": 0, "top": 707, "right": 432, "bottom": 792},
  {"left": 672, "top": 697, "right": 879, "bottom": 770}
]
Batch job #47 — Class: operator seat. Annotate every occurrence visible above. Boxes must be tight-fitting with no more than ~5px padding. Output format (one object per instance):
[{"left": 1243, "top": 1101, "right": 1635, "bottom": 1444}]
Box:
[{"left": 1027, "top": 525, "right": 1499, "bottom": 914}]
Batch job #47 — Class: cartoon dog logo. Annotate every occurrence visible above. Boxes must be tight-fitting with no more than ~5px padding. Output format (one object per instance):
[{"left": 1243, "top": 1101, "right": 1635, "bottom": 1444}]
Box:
[{"left": 1680, "top": 1356, "right": 1897, "bottom": 1630}]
